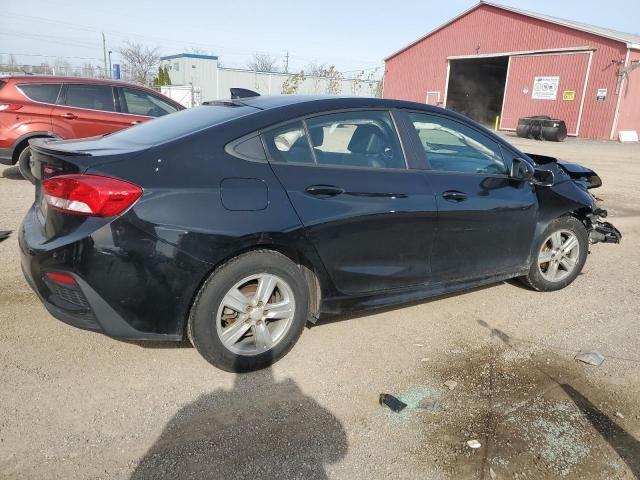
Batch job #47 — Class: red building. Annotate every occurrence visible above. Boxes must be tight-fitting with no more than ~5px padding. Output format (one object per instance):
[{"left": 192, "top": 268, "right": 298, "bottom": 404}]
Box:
[{"left": 384, "top": 2, "right": 640, "bottom": 140}]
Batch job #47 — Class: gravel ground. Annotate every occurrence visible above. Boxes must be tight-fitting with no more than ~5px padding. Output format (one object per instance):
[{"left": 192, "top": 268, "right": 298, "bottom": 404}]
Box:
[{"left": 0, "top": 135, "right": 639, "bottom": 479}]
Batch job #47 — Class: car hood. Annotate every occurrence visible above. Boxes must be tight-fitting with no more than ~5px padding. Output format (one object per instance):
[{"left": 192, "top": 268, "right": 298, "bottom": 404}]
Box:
[{"left": 526, "top": 152, "right": 602, "bottom": 189}]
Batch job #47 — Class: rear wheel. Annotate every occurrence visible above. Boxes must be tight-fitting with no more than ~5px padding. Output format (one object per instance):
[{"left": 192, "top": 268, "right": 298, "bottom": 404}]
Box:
[
  {"left": 188, "top": 250, "right": 309, "bottom": 372},
  {"left": 521, "top": 216, "right": 588, "bottom": 291},
  {"left": 17, "top": 145, "right": 36, "bottom": 183}
]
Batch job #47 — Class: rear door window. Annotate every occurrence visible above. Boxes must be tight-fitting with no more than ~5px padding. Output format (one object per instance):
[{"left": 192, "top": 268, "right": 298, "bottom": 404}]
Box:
[
  {"left": 120, "top": 88, "right": 178, "bottom": 117},
  {"left": 64, "top": 84, "right": 115, "bottom": 112},
  {"left": 305, "top": 111, "right": 405, "bottom": 169},
  {"left": 262, "top": 121, "right": 315, "bottom": 164},
  {"left": 17, "top": 83, "right": 62, "bottom": 104}
]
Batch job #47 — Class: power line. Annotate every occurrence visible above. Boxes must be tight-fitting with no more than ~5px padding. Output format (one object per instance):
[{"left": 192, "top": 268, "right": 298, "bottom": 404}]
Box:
[
  {"left": 0, "top": 12, "right": 385, "bottom": 69},
  {"left": 0, "top": 52, "right": 103, "bottom": 61}
]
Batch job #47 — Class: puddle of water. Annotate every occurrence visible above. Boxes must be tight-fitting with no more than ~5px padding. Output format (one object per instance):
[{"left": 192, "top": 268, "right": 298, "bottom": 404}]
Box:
[{"left": 383, "top": 339, "right": 640, "bottom": 479}]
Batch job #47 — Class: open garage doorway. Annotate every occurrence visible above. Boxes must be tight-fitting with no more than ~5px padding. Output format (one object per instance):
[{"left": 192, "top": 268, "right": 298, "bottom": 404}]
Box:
[{"left": 446, "top": 56, "right": 509, "bottom": 127}]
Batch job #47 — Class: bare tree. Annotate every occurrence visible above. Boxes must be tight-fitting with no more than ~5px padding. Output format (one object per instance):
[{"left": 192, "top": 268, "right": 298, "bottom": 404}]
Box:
[
  {"left": 8, "top": 54, "right": 17, "bottom": 73},
  {"left": 373, "top": 78, "right": 384, "bottom": 98},
  {"left": 82, "top": 63, "right": 95, "bottom": 78},
  {"left": 53, "top": 57, "right": 72, "bottom": 76},
  {"left": 323, "top": 66, "right": 343, "bottom": 95},
  {"left": 247, "top": 53, "right": 280, "bottom": 73},
  {"left": 119, "top": 41, "right": 160, "bottom": 85},
  {"left": 350, "top": 70, "right": 365, "bottom": 96},
  {"left": 304, "top": 63, "right": 343, "bottom": 94},
  {"left": 281, "top": 70, "right": 305, "bottom": 95}
]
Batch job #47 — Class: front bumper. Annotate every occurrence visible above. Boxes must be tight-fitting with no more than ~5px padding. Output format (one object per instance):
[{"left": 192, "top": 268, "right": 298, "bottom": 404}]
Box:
[
  {"left": 590, "top": 220, "right": 622, "bottom": 244},
  {"left": 0, "top": 147, "right": 14, "bottom": 165}
]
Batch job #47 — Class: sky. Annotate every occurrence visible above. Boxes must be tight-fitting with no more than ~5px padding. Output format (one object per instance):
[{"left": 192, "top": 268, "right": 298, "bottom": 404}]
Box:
[{"left": 1, "top": 0, "right": 639, "bottom": 76}]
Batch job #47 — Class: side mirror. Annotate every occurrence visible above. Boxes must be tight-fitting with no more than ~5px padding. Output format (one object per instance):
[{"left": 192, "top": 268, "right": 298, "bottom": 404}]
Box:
[
  {"left": 533, "top": 168, "right": 555, "bottom": 187},
  {"left": 510, "top": 158, "right": 535, "bottom": 182}
]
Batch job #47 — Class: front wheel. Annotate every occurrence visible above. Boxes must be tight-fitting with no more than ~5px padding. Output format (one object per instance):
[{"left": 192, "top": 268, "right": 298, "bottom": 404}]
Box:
[
  {"left": 188, "top": 250, "right": 309, "bottom": 372},
  {"left": 521, "top": 216, "right": 588, "bottom": 292},
  {"left": 17, "top": 146, "right": 36, "bottom": 183}
]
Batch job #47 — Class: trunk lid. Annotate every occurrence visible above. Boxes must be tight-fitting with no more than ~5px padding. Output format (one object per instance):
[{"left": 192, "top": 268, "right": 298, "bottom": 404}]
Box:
[{"left": 28, "top": 137, "right": 146, "bottom": 242}]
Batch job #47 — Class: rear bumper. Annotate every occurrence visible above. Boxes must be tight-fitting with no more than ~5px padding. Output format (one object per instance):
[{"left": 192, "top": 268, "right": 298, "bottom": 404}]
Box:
[
  {"left": 21, "top": 262, "right": 103, "bottom": 333},
  {"left": 0, "top": 147, "right": 14, "bottom": 165},
  {"left": 21, "top": 257, "right": 182, "bottom": 340},
  {"left": 18, "top": 206, "right": 192, "bottom": 341}
]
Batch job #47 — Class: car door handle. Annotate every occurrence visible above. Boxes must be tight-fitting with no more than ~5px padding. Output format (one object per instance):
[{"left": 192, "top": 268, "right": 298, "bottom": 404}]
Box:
[
  {"left": 305, "top": 185, "right": 344, "bottom": 198},
  {"left": 61, "top": 113, "right": 78, "bottom": 120},
  {"left": 442, "top": 191, "right": 467, "bottom": 202}
]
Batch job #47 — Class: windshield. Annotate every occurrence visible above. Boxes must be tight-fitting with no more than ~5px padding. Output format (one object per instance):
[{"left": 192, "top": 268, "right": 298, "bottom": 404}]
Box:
[{"left": 106, "top": 104, "right": 257, "bottom": 145}]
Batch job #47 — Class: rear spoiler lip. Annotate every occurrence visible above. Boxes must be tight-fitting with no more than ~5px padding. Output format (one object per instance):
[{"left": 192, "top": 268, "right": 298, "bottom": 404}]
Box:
[
  {"left": 29, "top": 136, "right": 143, "bottom": 158},
  {"left": 29, "top": 138, "right": 92, "bottom": 157}
]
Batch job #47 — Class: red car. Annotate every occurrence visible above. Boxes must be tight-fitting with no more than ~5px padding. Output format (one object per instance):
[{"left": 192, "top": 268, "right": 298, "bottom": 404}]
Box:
[{"left": 0, "top": 76, "right": 184, "bottom": 180}]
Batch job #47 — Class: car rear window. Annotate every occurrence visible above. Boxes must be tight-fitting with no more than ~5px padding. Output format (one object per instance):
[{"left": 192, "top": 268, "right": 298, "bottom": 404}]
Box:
[
  {"left": 0, "top": 80, "right": 6, "bottom": 91},
  {"left": 17, "top": 83, "right": 62, "bottom": 104},
  {"left": 107, "top": 104, "right": 257, "bottom": 145}
]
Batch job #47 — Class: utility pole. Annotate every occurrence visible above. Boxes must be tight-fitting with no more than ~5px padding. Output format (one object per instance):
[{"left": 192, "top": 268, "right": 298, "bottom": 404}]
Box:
[
  {"left": 102, "top": 32, "right": 108, "bottom": 79},
  {"left": 108, "top": 50, "right": 112, "bottom": 79},
  {"left": 284, "top": 50, "right": 289, "bottom": 73}
]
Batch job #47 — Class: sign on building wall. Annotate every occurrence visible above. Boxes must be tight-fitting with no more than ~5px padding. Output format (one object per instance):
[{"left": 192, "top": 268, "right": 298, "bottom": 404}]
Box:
[
  {"left": 532, "top": 76, "right": 560, "bottom": 100},
  {"left": 562, "top": 90, "right": 575, "bottom": 101},
  {"left": 596, "top": 88, "right": 607, "bottom": 101}
]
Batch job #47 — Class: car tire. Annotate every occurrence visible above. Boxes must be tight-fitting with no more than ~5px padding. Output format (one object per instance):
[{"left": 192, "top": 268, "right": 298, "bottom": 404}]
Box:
[
  {"left": 17, "top": 145, "right": 36, "bottom": 183},
  {"left": 520, "top": 216, "right": 588, "bottom": 292},
  {"left": 188, "top": 250, "right": 309, "bottom": 372}
]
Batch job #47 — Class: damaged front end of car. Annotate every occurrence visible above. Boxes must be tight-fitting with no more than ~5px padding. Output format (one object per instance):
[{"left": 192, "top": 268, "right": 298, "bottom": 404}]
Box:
[
  {"left": 587, "top": 214, "right": 622, "bottom": 244},
  {"left": 527, "top": 152, "right": 622, "bottom": 245}
]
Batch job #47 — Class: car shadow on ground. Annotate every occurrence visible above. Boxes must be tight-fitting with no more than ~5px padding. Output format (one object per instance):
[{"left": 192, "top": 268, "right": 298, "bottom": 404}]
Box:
[
  {"left": 478, "top": 319, "right": 640, "bottom": 478},
  {"left": 560, "top": 384, "right": 640, "bottom": 478},
  {"left": 129, "top": 366, "right": 348, "bottom": 480},
  {"left": 1, "top": 166, "right": 24, "bottom": 180},
  {"left": 121, "top": 283, "right": 504, "bottom": 348},
  {"left": 115, "top": 338, "right": 193, "bottom": 349}
]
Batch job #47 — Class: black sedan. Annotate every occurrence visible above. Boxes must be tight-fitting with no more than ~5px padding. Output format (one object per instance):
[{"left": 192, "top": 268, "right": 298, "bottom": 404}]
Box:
[{"left": 19, "top": 94, "right": 620, "bottom": 371}]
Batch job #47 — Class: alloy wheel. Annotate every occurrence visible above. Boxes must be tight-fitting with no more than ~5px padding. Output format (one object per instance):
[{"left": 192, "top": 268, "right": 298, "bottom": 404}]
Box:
[
  {"left": 538, "top": 230, "right": 580, "bottom": 282},
  {"left": 216, "top": 274, "right": 296, "bottom": 355}
]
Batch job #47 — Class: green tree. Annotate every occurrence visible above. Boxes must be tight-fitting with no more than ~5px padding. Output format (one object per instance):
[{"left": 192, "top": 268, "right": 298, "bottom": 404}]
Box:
[{"left": 154, "top": 65, "right": 172, "bottom": 87}]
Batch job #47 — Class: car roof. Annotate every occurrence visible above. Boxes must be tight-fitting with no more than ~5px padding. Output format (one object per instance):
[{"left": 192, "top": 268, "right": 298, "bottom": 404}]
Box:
[
  {"left": 3, "top": 75, "right": 155, "bottom": 89},
  {"left": 237, "top": 94, "right": 428, "bottom": 112},
  {"left": 226, "top": 95, "right": 527, "bottom": 159}
]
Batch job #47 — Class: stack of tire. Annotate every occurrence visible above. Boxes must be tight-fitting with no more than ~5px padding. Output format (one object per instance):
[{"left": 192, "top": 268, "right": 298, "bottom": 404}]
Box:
[{"left": 516, "top": 115, "right": 567, "bottom": 142}]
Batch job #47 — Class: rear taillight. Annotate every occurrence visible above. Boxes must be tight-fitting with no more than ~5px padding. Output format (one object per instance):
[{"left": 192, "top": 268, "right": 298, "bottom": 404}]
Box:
[
  {"left": 45, "top": 272, "right": 77, "bottom": 286},
  {"left": 42, "top": 174, "right": 143, "bottom": 217},
  {"left": 0, "top": 104, "right": 23, "bottom": 111}
]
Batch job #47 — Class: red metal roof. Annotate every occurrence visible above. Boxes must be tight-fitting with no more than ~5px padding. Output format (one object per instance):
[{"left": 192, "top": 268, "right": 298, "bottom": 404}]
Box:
[{"left": 385, "top": 1, "right": 640, "bottom": 61}]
